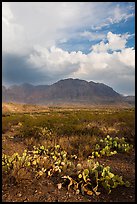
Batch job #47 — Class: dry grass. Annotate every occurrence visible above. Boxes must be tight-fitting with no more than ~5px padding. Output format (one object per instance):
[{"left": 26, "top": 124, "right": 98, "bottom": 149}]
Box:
[{"left": 2, "top": 103, "right": 135, "bottom": 202}]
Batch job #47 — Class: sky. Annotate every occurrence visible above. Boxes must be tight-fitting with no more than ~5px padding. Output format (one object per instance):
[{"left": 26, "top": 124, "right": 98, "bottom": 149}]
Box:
[{"left": 2, "top": 2, "right": 135, "bottom": 96}]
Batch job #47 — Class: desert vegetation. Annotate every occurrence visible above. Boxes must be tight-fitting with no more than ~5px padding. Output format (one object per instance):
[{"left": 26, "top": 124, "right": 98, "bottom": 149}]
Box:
[{"left": 2, "top": 103, "right": 135, "bottom": 202}]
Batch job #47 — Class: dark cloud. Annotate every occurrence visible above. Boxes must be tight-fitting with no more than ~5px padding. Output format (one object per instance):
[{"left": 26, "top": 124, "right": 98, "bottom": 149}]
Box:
[
  {"left": 2, "top": 53, "right": 54, "bottom": 86},
  {"left": 2, "top": 52, "right": 80, "bottom": 87}
]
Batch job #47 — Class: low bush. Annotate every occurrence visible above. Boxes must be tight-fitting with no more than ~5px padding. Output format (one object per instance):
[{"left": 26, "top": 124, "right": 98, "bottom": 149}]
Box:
[{"left": 2, "top": 144, "right": 130, "bottom": 196}]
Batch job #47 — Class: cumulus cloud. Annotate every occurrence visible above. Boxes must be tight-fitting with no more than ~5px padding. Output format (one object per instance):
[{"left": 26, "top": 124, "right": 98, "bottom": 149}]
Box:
[
  {"left": 3, "top": 2, "right": 99, "bottom": 53},
  {"left": 2, "top": 2, "right": 134, "bottom": 54},
  {"left": 2, "top": 3, "right": 135, "bottom": 95},
  {"left": 28, "top": 46, "right": 86, "bottom": 77},
  {"left": 91, "top": 32, "right": 130, "bottom": 52},
  {"left": 2, "top": 2, "right": 14, "bottom": 22},
  {"left": 3, "top": 31, "right": 135, "bottom": 95},
  {"left": 2, "top": 3, "right": 26, "bottom": 54},
  {"left": 25, "top": 31, "right": 135, "bottom": 95}
]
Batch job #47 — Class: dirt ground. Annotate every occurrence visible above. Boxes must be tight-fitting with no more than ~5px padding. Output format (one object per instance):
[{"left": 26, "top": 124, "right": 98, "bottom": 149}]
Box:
[{"left": 2, "top": 130, "right": 135, "bottom": 202}]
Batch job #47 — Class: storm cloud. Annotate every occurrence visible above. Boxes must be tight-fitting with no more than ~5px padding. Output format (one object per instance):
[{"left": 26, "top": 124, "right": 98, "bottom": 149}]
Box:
[
  {"left": 2, "top": 52, "right": 80, "bottom": 86},
  {"left": 2, "top": 53, "right": 54, "bottom": 86},
  {"left": 2, "top": 2, "right": 135, "bottom": 95}
]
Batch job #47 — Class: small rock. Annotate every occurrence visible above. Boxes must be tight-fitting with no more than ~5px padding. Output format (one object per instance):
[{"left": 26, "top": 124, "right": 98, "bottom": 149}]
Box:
[
  {"left": 18, "top": 193, "right": 22, "bottom": 197},
  {"left": 57, "top": 183, "right": 62, "bottom": 189}
]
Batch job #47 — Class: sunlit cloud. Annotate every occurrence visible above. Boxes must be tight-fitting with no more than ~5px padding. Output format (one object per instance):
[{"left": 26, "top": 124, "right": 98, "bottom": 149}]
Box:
[{"left": 2, "top": 2, "right": 135, "bottom": 95}]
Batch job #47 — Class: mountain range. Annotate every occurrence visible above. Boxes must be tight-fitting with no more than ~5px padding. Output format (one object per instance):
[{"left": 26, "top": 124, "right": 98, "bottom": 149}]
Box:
[{"left": 2, "top": 78, "right": 135, "bottom": 106}]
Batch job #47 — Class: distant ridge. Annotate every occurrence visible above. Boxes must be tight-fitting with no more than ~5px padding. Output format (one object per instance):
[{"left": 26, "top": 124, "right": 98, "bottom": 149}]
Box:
[{"left": 2, "top": 78, "right": 135, "bottom": 105}]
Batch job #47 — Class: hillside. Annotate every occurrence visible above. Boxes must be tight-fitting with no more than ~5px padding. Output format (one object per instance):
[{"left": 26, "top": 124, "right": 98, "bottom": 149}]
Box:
[{"left": 2, "top": 78, "right": 134, "bottom": 105}]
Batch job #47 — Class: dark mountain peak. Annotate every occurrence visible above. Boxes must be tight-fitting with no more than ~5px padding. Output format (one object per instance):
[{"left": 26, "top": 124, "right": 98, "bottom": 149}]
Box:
[
  {"left": 56, "top": 78, "right": 88, "bottom": 83},
  {"left": 53, "top": 78, "right": 89, "bottom": 87},
  {"left": 53, "top": 78, "right": 72, "bottom": 85},
  {"left": 89, "top": 80, "right": 97, "bottom": 84},
  {"left": 2, "top": 78, "right": 133, "bottom": 105}
]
